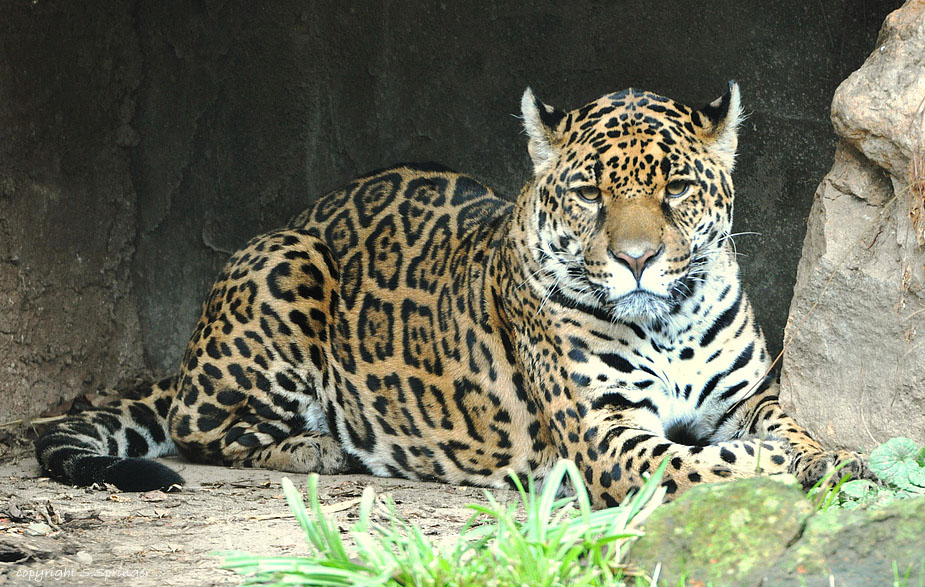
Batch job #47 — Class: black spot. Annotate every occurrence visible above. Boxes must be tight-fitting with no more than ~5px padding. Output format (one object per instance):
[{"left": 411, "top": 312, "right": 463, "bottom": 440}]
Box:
[
  {"left": 227, "top": 363, "right": 252, "bottom": 390},
  {"left": 392, "top": 444, "right": 409, "bottom": 468},
  {"left": 125, "top": 429, "right": 149, "bottom": 457},
  {"left": 728, "top": 342, "right": 755, "bottom": 373},
  {"left": 298, "top": 284, "right": 324, "bottom": 300},
  {"left": 175, "top": 415, "right": 192, "bottom": 437},
  {"left": 700, "top": 289, "right": 742, "bottom": 347},
  {"left": 591, "top": 393, "right": 658, "bottom": 415},
  {"left": 610, "top": 462, "right": 623, "bottom": 481},
  {"left": 275, "top": 372, "right": 297, "bottom": 392},
  {"left": 203, "top": 363, "right": 223, "bottom": 380},
  {"left": 197, "top": 416, "right": 222, "bottom": 433},
  {"left": 254, "top": 372, "right": 271, "bottom": 392},
  {"left": 217, "top": 389, "right": 245, "bottom": 406},
  {"left": 257, "top": 421, "right": 287, "bottom": 441},
  {"left": 570, "top": 373, "right": 591, "bottom": 387},
  {"left": 128, "top": 403, "right": 166, "bottom": 444},
  {"left": 599, "top": 352, "right": 634, "bottom": 373},
  {"left": 233, "top": 338, "right": 252, "bottom": 358},
  {"left": 289, "top": 310, "right": 315, "bottom": 337},
  {"left": 651, "top": 443, "right": 670, "bottom": 458},
  {"left": 206, "top": 338, "right": 222, "bottom": 360}
]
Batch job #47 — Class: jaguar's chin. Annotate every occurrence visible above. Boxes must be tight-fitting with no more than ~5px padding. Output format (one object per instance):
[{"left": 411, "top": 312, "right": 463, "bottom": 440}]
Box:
[{"left": 607, "top": 290, "right": 674, "bottom": 323}]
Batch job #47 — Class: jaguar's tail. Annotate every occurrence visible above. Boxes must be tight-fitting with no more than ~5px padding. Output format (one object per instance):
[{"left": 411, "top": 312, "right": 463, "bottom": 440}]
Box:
[{"left": 35, "top": 376, "right": 184, "bottom": 491}]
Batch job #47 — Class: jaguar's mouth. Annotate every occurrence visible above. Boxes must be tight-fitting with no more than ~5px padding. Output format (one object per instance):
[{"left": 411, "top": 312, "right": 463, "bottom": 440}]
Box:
[
  {"left": 555, "top": 261, "right": 677, "bottom": 320},
  {"left": 550, "top": 254, "right": 691, "bottom": 323}
]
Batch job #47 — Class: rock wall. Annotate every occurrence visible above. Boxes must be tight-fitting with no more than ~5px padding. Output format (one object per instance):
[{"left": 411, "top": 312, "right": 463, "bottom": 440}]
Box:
[
  {"left": 0, "top": 3, "right": 146, "bottom": 421},
  {"left": 781, "top": 0, "right": 925, "bottom": 448}
]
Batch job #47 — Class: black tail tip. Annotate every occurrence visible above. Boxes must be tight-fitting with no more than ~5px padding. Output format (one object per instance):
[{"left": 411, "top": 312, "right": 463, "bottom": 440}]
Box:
[{"left": 101, "top": 458, "right": 185, "bottom": 492}]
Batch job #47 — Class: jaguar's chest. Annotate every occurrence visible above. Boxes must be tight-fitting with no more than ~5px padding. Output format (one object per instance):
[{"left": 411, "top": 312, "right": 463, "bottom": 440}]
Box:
[{"left": 547, "top": 308, "right": 760, "bottom": 439}]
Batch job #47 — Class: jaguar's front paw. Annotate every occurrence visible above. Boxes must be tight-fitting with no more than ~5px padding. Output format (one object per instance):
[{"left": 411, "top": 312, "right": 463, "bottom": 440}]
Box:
[{"left": 792, "top": 449, "right": 872, "bottom": 488}]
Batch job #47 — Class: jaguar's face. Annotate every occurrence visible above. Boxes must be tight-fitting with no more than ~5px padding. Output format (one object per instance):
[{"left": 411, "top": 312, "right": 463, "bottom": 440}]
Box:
[{"left": 520, "top": 84, "right": 742, "bottom": 322}]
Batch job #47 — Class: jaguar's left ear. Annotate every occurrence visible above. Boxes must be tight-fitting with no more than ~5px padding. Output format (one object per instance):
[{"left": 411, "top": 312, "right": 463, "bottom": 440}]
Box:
[{"left": 697, "top": 81, "right": 743, "bottom": 170}]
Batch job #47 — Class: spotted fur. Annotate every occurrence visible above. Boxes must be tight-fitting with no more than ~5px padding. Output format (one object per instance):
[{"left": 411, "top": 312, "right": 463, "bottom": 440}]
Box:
[{"left": 36, "top": 84, "right": 869, "bottom": 505}]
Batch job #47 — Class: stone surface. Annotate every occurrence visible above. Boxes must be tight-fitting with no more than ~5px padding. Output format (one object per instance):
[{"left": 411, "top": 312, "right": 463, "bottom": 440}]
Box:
[
  {"left": 781, "top": 0, "right": 925, "bottom": 451},
  {"left": 0, "top": 1, "right": 899, "bottom": 419},
  {"left": 832, "top": 2, "right": 925, "bottom": 184},
  {"left": 629, "top": 476, "right": 813, "bottom": 584}
]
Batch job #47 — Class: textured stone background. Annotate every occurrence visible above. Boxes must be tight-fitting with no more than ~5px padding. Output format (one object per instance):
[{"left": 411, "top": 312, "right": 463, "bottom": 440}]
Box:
[{"left": 0, "top": 1, "right": 900, "bottom": 419}]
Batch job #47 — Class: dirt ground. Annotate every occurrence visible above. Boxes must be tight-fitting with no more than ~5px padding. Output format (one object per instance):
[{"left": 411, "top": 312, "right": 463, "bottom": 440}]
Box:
[{"left": 0, "top": 433, "right": 516, "bottom": 586}]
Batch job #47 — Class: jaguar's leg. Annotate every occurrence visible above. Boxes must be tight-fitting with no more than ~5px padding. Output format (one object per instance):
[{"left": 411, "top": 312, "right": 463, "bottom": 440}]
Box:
[
  {"left": 535, "top": 389, "right": 796, "bottom": 507},
  {"left": 167, "top": 228, "right": 359, "bottom": 475},
  {"left": 226, "top": 430, "right": 359, "bottom": 474},
  {"left": 730, "top": 386, "right": 872, "bottom": 487},
  {"left": 570, "top": 424, "right": 792, "bottom": 507}
]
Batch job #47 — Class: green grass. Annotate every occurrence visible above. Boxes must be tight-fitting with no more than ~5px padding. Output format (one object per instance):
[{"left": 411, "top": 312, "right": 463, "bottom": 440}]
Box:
[
  {"left": 220, "top": 459, "right": 669, "bottom": 586},
  {"left": 893, "top": 560, "right": 925, "bottom": 587}
]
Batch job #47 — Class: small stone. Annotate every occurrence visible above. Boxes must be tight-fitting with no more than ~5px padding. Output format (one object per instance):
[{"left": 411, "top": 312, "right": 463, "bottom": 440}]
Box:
[
  {"left": 111, "top": 544, "right": 143, "bottom": 557},
  {"left": 75, "top": 550, "right": 93, "bottom": 564},
  {"left": 24, "top": 522, "right": 53, "bottom": 536},
  {"left": 140, "top": 490, "right": 168, "bottom": 502}
]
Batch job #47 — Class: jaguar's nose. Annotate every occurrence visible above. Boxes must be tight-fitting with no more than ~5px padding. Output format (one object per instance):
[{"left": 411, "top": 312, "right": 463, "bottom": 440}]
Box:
[{"left": 610, "top": 245, "right": 664, "bottom": 281}]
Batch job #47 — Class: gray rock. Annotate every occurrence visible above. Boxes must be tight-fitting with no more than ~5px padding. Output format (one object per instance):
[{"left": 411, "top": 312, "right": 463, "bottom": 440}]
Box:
[
  {"left": 832, "top": 3, "right": 925, "bottom": 185},
  {"left": 780, "top": 0, "right": 925, "bottom": 451}
]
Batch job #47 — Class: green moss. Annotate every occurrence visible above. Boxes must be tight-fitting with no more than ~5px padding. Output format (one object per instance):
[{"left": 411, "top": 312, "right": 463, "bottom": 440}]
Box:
[
  {"left": 765, "top": 495, "right": 925, "bottom": 584},
  {"left": 630, "top": 477, "right": 925, "bottom": 586},
  {"left": 629, "top": 475, "right": 812, "bottom": 584}
]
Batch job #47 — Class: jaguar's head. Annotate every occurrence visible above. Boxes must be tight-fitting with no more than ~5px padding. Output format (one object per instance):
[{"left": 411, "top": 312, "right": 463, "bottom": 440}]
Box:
[{"left": 519, "top": 83, "right": 743, "bottom": 323}]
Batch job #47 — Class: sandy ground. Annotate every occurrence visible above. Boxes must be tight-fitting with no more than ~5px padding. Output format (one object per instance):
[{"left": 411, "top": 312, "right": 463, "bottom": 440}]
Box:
[{"left": 0, "top": 436, "right": 516, "bottom": 586}]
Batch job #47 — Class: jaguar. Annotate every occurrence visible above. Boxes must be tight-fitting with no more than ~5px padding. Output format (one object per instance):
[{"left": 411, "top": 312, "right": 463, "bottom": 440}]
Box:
[{"left": 36, "top": 83, "right": 869, "bottom": 507}]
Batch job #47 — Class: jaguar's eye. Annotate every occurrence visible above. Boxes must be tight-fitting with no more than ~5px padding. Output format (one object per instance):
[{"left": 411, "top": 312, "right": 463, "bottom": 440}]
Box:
[
  {"left": 571, "top": 185, "right": 602, "bottom": 203},
  {"left": 666, "top": 180, "right": 691, "bottom": 198}
]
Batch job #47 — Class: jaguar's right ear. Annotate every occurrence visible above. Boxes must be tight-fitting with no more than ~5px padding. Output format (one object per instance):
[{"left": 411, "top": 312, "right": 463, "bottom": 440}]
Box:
[{"left": 521, "top": 87, "right": 565, "bottom": 174}]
